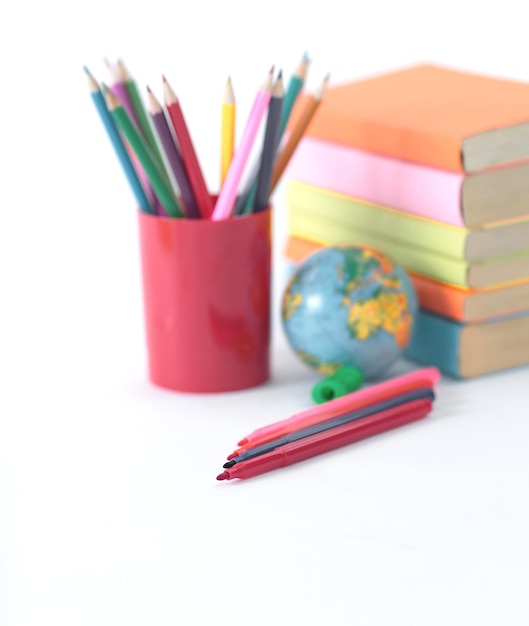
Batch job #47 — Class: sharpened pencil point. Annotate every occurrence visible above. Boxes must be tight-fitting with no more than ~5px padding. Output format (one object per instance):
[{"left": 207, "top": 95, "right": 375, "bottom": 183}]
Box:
[
  {"left": 223, "top": 460, "right": 236, "bottom": 469},
  {"left": 238, "top": 438, "right": 248, "bottom": 446},
  {"left": 84, "top": 66, "right": 101, "bottom": 93},
  {"left": 216, "top": 472, "right": 229, "bottom": 481},
  {"left": 102, "top": 84, "right": 122, "bottom": 110}
]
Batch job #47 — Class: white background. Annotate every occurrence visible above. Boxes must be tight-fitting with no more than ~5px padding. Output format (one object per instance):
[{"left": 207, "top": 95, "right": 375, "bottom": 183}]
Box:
[{"left": 1, "top": 1, "right": 529, "bottom": 624}]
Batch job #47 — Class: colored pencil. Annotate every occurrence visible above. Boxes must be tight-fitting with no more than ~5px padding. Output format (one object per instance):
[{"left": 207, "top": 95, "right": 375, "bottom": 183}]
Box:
[
  {"left": 211, "top": 68, "right": 274, "bottom": 221},
  {"left": 278, "top": 53, "right": 310, "bottom": 142},
  {"left": 270, "top": 73, "right": 329, "bottom": 192},
  {"left": 217, "top": 398, "right": 433, "bottom": 481},
  {"left": 225, "top": 387, "right": 435, "bottom": 465},
  {"left": 146, "top": 86, "right": 201, "bottom": 219},
  {"left": 106, "top": 61, "right": 139, "bottom": 125},
  {"left": 163, "top": 76, "right": 214, "bottom": 219},
  {"left": 221, "top": 77, "right": 236, "bottom": 187},
  {"left": 252, "top": 71, "right": 284, "bottom": 213},
  {"left": 104, "top": 87, "right": 184, "bottom": 218},
  {"left": 239, "top": 71, "right": 285, "bottom": 216},
  {"left": 235, "top": 54, "right": 308, "bottom": 215},
  {"left": 234, "top": 367, "right": 440, "bottom": 451},
  {"left": 105, "top": 61, "right": 164, "bottom": 214},
  {"left": 116, "top": 60, "right": 169, "bottom": 180},
  {"left": 84, "top": 67, "right": 154, "bottom": 215}
]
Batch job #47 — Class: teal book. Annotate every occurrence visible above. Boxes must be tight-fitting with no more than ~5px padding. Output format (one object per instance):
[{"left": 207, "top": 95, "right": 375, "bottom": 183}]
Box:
[{"left": 405, "top": 309, "right": 529, "bottom": 378}]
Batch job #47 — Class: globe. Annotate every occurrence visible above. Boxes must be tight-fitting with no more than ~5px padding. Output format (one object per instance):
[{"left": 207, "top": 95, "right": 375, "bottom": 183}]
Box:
[{"left": 281, "top": 244, "right": 418, "bottom": 380}]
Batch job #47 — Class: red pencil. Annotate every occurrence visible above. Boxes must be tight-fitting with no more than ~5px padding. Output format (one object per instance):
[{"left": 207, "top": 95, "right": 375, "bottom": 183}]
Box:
[
  {"left": 217, "top": 398, "right": 433, "bottom": 481},
  {"left": 163, "top": 76, "right": 214, "bottom": 219}
]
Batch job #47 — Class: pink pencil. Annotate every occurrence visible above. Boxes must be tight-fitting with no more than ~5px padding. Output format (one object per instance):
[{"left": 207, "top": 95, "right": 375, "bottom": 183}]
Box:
[
  {"left": 211, "top": 68, "right": 274, "bottom": 221},
  {"left": 233, "top": 367, "right": 440, "bottom": 453}
]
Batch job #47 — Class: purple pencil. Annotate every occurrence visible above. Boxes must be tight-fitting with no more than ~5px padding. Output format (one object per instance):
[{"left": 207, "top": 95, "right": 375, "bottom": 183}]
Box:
[
  {"left": 146, "top": 87, "right": 201, "bottom": 219},
  {"left": 106, "top": 60, "right": 141, "bottom": 126}
]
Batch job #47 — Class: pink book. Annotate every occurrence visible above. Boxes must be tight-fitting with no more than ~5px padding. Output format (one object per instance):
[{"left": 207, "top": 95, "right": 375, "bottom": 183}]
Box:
[
  {"left": 284, "top": 137, "right": 464, "bottom": 225},
  {"left": 284, "top": 137, "right": 529, "bottom": 228}
]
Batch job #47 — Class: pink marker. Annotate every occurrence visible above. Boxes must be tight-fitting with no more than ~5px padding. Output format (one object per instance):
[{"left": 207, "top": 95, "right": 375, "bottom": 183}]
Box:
[
  {"left": 211, "top": 68, "right": 274, "bottom": 221},
  {"left": 232, "top": 367, "right": 440, "bottom": 455}
]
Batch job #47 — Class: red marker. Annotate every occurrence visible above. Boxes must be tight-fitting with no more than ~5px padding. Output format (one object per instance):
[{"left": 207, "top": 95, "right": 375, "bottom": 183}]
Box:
[
  {"left": 217, "top": 398, "right": 432, "bottom": 481},
  {"left": 232, "top": 367, "right": 440, "bottom": 456}
]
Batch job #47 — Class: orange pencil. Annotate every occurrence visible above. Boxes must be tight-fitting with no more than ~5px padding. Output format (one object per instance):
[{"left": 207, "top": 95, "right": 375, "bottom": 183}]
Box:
[
  {"left": 271, "top": 74, "right": 329, "bottom": 192},
  {"left": 163, "top": 76, "right": 214, "bottom": 219}
]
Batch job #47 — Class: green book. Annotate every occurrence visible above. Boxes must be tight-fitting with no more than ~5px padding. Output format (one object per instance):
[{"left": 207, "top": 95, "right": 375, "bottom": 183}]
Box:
[
  {"left": 287, "top": 208, "right": 529, "bottom": 290},
  {"left": 286, "top": 180, "right": 529, "bottom": 262}
]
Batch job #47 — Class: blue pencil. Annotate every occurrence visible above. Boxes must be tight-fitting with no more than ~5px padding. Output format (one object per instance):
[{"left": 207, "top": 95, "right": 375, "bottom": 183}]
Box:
[
  {"left": 253, "top": 72, "right": 284, "bottom": 213},
  {"left": 84, "top": 66, "right": 154, "bottom": 215}
]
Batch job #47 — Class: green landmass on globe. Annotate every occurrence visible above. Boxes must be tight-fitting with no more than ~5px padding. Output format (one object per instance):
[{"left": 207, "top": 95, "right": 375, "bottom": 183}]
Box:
[{"left": 281, "top": 244, "right": 418, "bottom": 379}]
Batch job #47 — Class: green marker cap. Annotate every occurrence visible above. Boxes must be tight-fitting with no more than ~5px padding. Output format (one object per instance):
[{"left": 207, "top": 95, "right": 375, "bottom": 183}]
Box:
[
  {"left": 311, "top": 366, "right": 365, "bottom": 404},
  {"left": 332, "top": 366, "right": 364, "bottom": 390}
]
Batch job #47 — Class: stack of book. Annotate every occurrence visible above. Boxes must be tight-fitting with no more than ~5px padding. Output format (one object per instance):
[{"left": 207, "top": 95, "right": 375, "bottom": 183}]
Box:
[{"left": 282, "top": 64, "right": 529, "bottom": 379}]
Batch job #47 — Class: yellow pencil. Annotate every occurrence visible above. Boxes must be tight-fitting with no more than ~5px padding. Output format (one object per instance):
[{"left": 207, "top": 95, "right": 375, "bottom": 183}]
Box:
[{"left": 220, "top": 77, "right": 236, "bottom": 187}]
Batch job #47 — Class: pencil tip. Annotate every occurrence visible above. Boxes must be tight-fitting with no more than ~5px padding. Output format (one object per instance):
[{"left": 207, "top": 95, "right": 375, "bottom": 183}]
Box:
[
  {"left": 269, "top": 65, "right": 275, "bottom": 74},
  {"left": 237, "top": 438, "right": 248, "bottom": 446},
  {"left": 162, "top": 74, "right": 167, "bottom": 83},
  {"left": 277, "top": 69, "right": 283, "bottom": 79},
  {"left": 216, "top": 472, "right": 229, "bottom": 481},
  {"left": 223, "top": 460, "right": 236, "bottom": 469},
  {"left": 146, "top": 85, "right": 152, "bottom": 93}
]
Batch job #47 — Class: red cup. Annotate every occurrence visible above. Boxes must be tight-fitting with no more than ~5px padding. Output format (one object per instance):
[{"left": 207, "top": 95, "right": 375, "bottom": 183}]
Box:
[{"left": 138, "top": 207, "right": 272, "bottom": 392}]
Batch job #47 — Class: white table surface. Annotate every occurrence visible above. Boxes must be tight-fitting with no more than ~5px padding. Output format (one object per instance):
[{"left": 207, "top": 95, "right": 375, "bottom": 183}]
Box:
[
  {"left": 1, "top": 184, "right": 528, "bottom": 625},
  {"left": 1, "top": 1, "right": 529, "bottom": 623}
]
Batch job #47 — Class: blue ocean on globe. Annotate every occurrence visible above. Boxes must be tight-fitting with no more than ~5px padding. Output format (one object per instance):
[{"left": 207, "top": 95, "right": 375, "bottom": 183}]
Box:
[{"left": 281, "top": 245, "right": 418, "bottom": 380}]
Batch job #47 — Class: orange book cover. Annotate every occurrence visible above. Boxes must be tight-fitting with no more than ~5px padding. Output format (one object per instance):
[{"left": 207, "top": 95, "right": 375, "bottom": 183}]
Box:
[{"left": 288, "top": 64, "right": 529, "bottom": 172}]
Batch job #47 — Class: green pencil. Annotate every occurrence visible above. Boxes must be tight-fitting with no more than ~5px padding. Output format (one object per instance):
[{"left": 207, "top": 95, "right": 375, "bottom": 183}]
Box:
[
  {"left": 116, "top": 60, "right": 171, "bottom": 186},
  {"left": 104, "top": 87, "right": 184, "bottom": 218},
  {"left": 278, "top": 52, "right": 310, "bottom": 140}
]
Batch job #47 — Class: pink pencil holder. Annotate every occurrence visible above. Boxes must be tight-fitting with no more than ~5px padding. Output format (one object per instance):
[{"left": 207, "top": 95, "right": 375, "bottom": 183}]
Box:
[{"left": 137, "top": 206, "right": 272, "bottom": 393}]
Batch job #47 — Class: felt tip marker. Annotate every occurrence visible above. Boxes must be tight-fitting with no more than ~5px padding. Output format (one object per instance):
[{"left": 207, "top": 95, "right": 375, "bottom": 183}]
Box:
[
  {"left": 217, "top": 398, "right": 433, "bottom": 481},
  {"left": 226, "top": 387, "right": 435, "bottom": 464},
  {"left": 232, "top": 367, "right": 440, "bottom": 455}
]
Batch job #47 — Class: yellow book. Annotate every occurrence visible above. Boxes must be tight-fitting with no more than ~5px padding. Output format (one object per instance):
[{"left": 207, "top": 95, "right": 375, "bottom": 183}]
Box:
[
  {"left": 286, "top": 180, "right": 529, "bottom": 262},
  {"left": 287, "top": 213, "right": 529, "bottom": 290}
]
